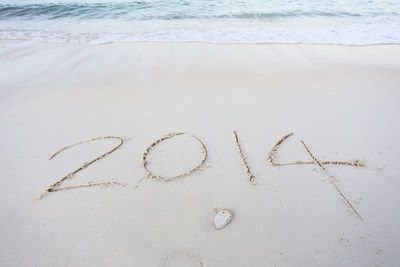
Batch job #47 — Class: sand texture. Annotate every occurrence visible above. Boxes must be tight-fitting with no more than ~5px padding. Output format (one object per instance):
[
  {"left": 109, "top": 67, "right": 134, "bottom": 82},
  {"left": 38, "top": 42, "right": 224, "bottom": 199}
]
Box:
[{"left": 0, "top": 42, "right": 400, "bottom": 266}]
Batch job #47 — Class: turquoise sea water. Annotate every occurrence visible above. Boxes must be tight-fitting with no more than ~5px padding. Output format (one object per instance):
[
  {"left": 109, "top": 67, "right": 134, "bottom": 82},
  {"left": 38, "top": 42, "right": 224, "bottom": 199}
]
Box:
[{"left": 0, "top": 0, "right": 399, "bottom": 44}]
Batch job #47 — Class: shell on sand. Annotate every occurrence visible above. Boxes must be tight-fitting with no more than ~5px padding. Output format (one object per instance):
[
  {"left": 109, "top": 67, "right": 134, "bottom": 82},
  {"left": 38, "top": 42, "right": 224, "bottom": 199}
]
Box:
[{"left": 213, "top": 209, "right": 233, "bottom": 230}]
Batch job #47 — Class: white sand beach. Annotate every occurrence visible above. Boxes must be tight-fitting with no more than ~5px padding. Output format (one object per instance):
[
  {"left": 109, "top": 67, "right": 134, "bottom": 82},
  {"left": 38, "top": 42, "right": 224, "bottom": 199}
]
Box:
[{"left": 0, "top": 42, "right": 400, "bottom": 266}]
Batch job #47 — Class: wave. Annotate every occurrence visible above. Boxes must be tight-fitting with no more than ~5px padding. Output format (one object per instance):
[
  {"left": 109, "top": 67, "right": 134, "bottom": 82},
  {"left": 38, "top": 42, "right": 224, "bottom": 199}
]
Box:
[
  {"left": 0, "top": 2, "right": 397, "bottom": 21},
  {"left": 1, "top": 0, "right": 399, "bottom": 45}
]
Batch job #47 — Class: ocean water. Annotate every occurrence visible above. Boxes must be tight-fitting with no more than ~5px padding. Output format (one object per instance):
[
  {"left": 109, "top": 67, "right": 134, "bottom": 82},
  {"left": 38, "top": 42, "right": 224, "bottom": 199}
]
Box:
[{"left": 0, "top": 0, "right": 399, "bottom": 44}]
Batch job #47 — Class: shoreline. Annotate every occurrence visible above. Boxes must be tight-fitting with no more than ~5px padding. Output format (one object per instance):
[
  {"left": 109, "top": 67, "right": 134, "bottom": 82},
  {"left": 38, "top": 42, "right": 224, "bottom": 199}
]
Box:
[{"left": 2, "top": 39, "right": 400, "bottom": 47}]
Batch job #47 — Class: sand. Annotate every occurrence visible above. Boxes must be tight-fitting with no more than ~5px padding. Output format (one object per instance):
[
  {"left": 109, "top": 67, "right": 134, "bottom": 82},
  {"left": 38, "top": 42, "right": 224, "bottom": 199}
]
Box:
[{"left": 0, "top": 42, "right": 400, "bottom": 266}]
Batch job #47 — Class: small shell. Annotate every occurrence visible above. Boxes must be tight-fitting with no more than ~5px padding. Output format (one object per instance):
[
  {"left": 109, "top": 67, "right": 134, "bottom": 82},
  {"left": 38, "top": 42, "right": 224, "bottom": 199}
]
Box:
[{"left": 213, "top": 209, "right": 233, "bottom": 230}]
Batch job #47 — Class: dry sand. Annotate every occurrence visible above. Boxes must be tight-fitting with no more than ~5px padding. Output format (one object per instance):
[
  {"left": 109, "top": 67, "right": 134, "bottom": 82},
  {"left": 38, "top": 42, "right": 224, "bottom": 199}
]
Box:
[{"left": 0, "top": 42, "right": 400, "bottom": 266}]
